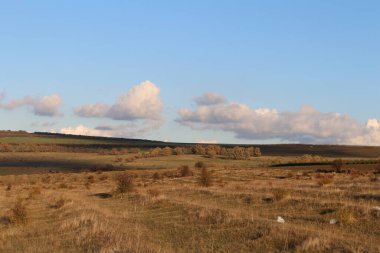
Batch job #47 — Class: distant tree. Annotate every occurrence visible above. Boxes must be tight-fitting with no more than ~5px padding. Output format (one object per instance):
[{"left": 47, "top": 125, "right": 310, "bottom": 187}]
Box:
[
  {"left": 206, "top": 145, "right": 217, "bottom": 158},
  {"left": 130, "top": 148, "right": 140, "bottom": 154},
  {"left": 174, "top": 147, "right": 184, "bottom": 155},
  {"left": 149, "top": 147, "right": 162, "bottom": 157},
  {"left": 161, "top": 146, "right": 173, "bottom": 156},
  {"left": 254, "top": 147, "right": 261, "bottom": 157},
  {"left": 194, "top": 145, "right": 206, "bottom": 155}
]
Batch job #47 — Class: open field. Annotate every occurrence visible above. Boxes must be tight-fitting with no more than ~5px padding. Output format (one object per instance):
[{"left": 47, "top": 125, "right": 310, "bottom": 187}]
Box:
[
  {"left": 0, "top": 132, "right": 380, "bottom": 252},
  {"left": 1, "top": 152, "right": 380, "bottom": 252}
]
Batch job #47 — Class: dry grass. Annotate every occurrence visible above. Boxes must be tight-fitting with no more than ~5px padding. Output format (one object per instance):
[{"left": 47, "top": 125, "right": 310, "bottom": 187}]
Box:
[
  {"left": 272, "top": 188, "right": 290, "bottom": 201},
  {"left": 10, "top": 199, "right": 28, "bottom": 224},
  {"left": 315, "top": 173, "right": 335, "bottom": 186},
  {"left": 199, "top": 167, "right": 212, "bottom": 187},
  {"left": 0, "top": 154, "right": 379, "bottom": 253}
]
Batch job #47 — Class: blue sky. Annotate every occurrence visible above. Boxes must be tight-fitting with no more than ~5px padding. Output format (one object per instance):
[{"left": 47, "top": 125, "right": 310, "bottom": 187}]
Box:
[{"left": 1, "top": 1, "right": 379, "bottom": 145}]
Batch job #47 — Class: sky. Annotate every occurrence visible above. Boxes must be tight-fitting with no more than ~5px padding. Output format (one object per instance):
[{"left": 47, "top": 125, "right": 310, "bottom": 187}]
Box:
[{"left": 0, "top": 1, "right": 379, "bottom": 145}]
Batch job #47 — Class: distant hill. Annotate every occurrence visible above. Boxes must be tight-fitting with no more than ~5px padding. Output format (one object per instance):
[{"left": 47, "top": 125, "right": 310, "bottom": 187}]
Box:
[{"left": 1, "top": 130, "right": 380, "bottom": 157}]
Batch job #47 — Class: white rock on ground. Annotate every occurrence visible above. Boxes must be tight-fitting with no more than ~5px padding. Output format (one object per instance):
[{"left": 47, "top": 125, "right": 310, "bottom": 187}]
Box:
[{"left": 277, "top": 216, "right": 285, "bottom": 223}]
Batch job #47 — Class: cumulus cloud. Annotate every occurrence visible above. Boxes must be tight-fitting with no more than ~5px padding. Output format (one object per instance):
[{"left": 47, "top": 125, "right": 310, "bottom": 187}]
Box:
[
  {"left": 58, "top": 123, "right": 156, "bottom": 138},
  {"left": 75, "top": 103, "right": 110, "bottom": 118},
  {"left": 59, "top": 125, "right": 111, "bottom": 137},
  {"left": 0, "top": 93, "right": 63, "bottom": 116},
  {"left": 74, "top": 80, "right": 163, "bottom": 121},
  {"left": 195, "top": 92, "right": 227, "bottom": 106},
  {"left": 177, "top": 93, "right": 380, "bottom": 145}
]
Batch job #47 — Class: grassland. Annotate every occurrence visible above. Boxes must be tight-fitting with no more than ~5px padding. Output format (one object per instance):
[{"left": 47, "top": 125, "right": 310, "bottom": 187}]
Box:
[{"left": 0, "top": 132, "right": 380, "bottom": 252}]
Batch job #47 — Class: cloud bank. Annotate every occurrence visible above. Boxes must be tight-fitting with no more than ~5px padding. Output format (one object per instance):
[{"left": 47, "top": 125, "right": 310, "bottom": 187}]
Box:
[
  {"left": 0, "top": 93, "right": 62, "bottom": 117},
  {"left": 59, "top": 123, "right": 156, "bottom": 138},
  {"left": 177, "top": 93, "right": 380, "bottom": 145},
  {"left": 71, "top": 80, "right": 164, "bottom": 138},
  {"left": 74, "top": 81, "right": 163, "bottom": 121}
]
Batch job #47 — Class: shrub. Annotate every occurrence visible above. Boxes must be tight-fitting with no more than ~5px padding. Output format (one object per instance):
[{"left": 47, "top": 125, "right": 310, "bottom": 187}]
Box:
[
  {"left": 179, "top": 165, "right": 193, "bottom": 177},
  {"left": 336, "top": 208, "right": 356, "bottom": 224},
  {"left": 332, "top": 159, "right": 344, "bottom": 173},
  {"left": 152, "top": 172, "right": 161, "bottom": 180},
  {"left": 194, "top": 161, "right": 206, "bottom": 169},
  {"left": 10, "top": 199, "right": 28, "bottom": 224},
  {"left": 199, "top": 168, "right": 212, "bottom": 187},
  {"left": 114, "top": 173, "right": 134, "bottom": 196},
  {"left": 6, "top": 183, "right": 12, "bottom": 191}
]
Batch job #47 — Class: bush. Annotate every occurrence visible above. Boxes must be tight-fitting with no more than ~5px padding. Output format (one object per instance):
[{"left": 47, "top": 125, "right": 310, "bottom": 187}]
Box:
[
  {"left": 336, "top": 208, "right": 356, "bottom": 224},
  {"left": 152, "top": 172, "right": 161, "bottom": 180},
  {"left": 332, "top": 159, "right": 344, "bottom": 173},
  {"left": 114, "top": 173, "right": 134, "bottom": 196},
  {"left": 199, "top": 168, "right": 212, "bottom": 187},
  {"left": 179, "top": 165, "right": 193, "bottom": 177},
  {"left": 194, "top": 161, "right": 206, "bottom": 169}
]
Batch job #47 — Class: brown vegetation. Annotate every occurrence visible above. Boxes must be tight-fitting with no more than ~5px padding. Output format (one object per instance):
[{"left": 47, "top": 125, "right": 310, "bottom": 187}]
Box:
[{"left": 114, "top": 173, "right": 134, "bottom": 196}]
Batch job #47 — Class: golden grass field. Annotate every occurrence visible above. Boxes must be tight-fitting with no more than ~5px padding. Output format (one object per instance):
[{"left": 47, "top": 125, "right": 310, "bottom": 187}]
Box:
[{"left": 0, "top": 153, "right": 380, "bottom": 253}]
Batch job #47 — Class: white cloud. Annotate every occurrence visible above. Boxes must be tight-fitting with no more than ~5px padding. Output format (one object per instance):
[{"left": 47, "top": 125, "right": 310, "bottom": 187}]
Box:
[
  {"left": 177, "top": 93, "right": 380, "bottom": 145},
  {"left": 194, "top": 92, "right": 227, "bottom": 106},
  {"left": 0, "top": 93, "right": 63, "bottom": 117},
  {"left": 74, "top": 103, "right": 110, "bottom": 118},
  {"left": 74, "top": 80, "right": 163, "bottom": 121},
  {"left": 59, "top": 125, "right": 111, "bottom": 137},
  {"left": 197, "top": 139, "right": 219, "bottom": 144},
  {"left": 58, "top": 123, "right": 156, "bottom": 138}
]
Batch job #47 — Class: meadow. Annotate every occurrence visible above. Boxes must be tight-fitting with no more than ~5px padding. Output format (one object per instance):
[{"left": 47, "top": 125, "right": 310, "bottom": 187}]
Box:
[{"left": 0, "top": 132, "right": 380, "bottom": 253}]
